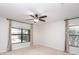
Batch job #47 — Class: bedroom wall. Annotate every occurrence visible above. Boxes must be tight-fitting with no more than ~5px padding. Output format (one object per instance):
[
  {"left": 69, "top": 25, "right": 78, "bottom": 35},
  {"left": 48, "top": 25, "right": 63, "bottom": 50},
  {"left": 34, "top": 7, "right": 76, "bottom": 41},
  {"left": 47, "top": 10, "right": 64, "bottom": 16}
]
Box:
[
  {"left": 33, "top": 24, "right": 39, "bottom": 45},
  {"left": 38, "top": 20, "right": 65, "bottom": 51},
  {"left": 0, "top": 17, "right": 9, "bottom": 52}
]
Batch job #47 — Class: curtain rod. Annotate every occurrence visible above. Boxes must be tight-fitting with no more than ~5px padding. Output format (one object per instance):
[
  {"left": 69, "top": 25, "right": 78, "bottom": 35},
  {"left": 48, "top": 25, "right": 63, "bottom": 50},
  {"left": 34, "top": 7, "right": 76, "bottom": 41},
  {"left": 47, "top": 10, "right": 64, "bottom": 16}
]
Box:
[
  {"left": 7, "top": 18, "right": 32, "bottom": 25},
  {"left": 64, "top": 17, "right": 79, "bottom": 21}
]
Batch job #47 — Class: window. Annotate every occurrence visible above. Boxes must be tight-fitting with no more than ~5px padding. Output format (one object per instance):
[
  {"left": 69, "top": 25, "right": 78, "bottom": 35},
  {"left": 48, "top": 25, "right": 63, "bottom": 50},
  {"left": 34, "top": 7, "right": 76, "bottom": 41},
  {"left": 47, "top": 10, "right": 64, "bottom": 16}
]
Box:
[
  {"left": 69, "top": 26, "right": 79, "bottom": 47},
  {"left": 11, "top": 28, "right": 30, "bottom": 44}
]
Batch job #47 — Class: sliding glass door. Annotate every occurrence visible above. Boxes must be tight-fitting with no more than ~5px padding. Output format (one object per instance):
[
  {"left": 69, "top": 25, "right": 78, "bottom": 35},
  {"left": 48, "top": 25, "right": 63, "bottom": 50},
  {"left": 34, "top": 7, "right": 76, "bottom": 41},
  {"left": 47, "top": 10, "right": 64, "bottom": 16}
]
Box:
[
  {"left": 11, "top": 27, "right": 30, "bottom": 50},
  {"left": 66, "top": 19, "right": 79, "bottom": 54}
]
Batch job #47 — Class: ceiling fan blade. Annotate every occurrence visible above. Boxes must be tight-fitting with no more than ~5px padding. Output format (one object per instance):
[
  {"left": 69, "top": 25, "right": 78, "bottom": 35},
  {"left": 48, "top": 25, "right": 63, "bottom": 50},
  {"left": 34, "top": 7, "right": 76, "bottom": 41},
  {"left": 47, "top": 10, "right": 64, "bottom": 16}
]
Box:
[
  {"left": 39, "top": 19, "right": 46, "bottom": 22},
  {"left": 39, "top": 15, "right": 47, "bottom": 18},
  {"left": 29, "top": 15, "right": 35, "bottom": 18}
]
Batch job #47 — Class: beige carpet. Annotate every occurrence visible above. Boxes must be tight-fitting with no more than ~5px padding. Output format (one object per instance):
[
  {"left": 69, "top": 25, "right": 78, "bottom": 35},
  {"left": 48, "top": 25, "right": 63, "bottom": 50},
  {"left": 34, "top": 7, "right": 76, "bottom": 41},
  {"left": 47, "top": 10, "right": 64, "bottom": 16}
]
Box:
[{"left": 0, "top": 45, "right": 70, "bottom": 55}]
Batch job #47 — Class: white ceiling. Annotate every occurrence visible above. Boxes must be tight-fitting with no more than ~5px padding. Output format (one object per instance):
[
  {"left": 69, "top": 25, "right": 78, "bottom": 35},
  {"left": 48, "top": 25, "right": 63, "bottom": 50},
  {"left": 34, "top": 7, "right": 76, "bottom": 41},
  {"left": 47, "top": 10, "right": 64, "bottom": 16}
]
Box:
[{"left": 0, "top": 3, "right": 79, "bottom": 23}]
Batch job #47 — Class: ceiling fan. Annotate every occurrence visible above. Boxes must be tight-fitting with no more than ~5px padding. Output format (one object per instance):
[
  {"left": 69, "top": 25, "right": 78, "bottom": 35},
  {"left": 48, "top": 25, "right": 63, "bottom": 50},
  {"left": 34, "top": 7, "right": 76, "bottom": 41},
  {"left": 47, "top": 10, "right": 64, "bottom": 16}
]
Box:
[{"left": 26, "top": 13, "right": 47, "bottom": 23}]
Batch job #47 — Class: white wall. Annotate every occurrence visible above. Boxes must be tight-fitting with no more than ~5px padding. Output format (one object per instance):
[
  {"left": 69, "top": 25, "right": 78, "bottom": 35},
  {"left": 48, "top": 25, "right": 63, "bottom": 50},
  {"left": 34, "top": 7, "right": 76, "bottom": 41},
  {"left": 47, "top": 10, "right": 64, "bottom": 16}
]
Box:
[
  {"left": 33, "top": 24, "right": 39, "bottom": 45},
  {"left": 38, "top": 20, "right": 65, "bottom": 51},
  {"left": 0, "top": 17, "right": 9, "bottom": 52}
]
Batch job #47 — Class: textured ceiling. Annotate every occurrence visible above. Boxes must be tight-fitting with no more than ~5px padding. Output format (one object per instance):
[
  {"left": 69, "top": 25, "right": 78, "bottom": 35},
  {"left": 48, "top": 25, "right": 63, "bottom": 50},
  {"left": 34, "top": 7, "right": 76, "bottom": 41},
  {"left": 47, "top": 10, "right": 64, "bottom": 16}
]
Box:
[{"left": 0, "top": 3, "right": 79, "bottom": 23}]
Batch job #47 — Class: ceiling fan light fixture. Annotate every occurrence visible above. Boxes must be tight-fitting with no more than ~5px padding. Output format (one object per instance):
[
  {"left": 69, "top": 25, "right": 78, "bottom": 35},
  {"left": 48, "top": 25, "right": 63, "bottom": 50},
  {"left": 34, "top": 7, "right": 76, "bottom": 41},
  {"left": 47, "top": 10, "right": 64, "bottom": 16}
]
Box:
[{"left": 34, "top": 18, "right": 39, "bottom": 23}]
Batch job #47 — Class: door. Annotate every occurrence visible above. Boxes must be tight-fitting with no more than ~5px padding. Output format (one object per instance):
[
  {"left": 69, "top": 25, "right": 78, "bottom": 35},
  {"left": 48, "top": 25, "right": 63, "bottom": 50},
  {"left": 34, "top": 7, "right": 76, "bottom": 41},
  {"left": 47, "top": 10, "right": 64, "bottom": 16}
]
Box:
[{"left": 65, "top": 18, "right": 79, "bottom": 54}]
